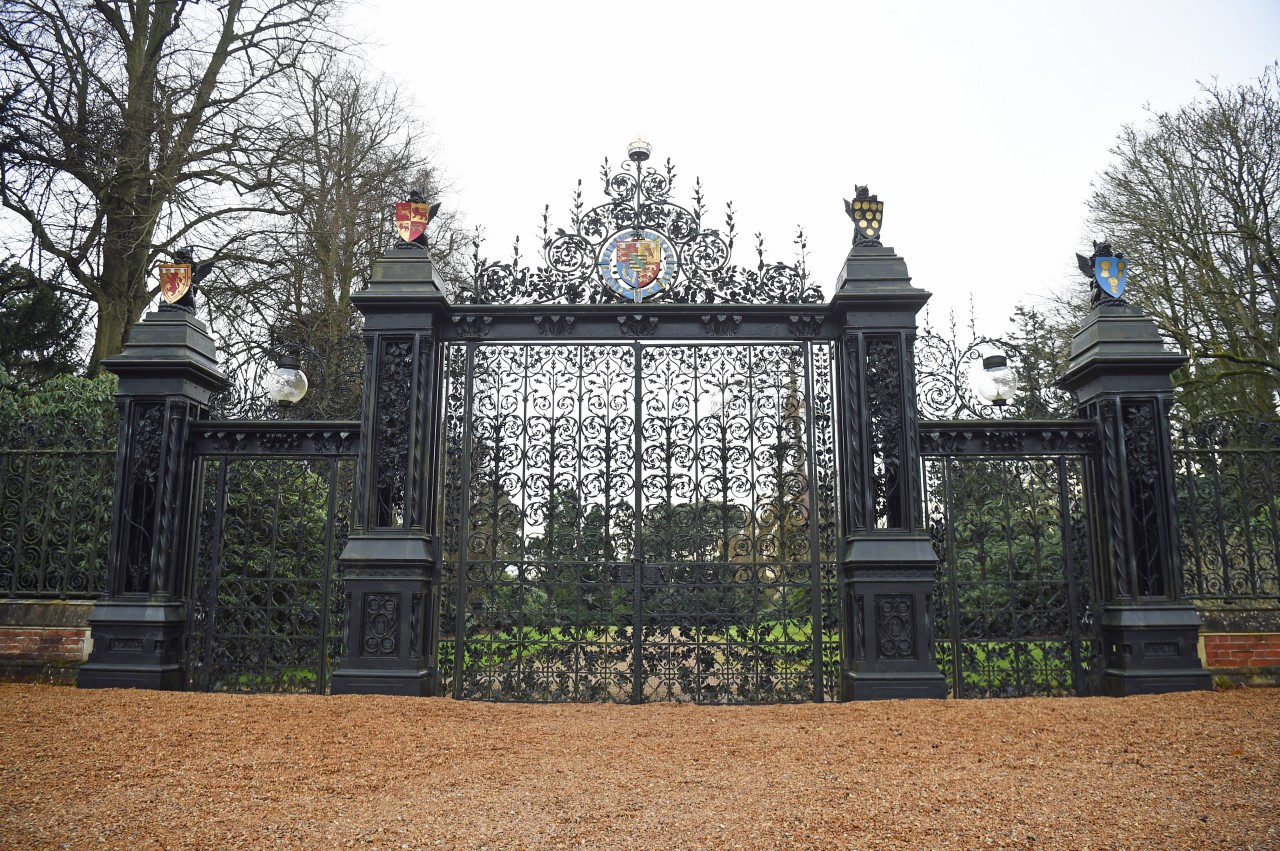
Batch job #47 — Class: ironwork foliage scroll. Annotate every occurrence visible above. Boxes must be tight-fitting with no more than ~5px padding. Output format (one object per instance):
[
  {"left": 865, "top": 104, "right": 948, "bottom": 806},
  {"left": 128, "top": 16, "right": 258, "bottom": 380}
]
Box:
[
  {"left": 460, "top": 151, "right": 820, "bottom": 306},
  {"left": 915, "top": 313, "right": 1074, "bottom": 421}
]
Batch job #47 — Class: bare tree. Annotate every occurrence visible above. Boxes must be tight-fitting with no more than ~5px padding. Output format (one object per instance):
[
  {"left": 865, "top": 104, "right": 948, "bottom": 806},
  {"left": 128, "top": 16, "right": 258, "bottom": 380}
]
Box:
[
  {"left": 0, "top": 0, "right": 342, "bottom": 371},
  {"left": 1087, "top": 64, "right": 1280, "bottom": 425},
  {"left": 207, "top": 56, "right": 469, "bottom": 419}
]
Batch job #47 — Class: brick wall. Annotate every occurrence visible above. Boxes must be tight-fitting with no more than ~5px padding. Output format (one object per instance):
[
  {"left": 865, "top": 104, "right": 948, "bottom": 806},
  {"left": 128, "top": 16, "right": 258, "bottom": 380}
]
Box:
[
  {"left": 1202, "top": 633, "right": 1280, "bottom": 670},
  {"left": 0, "top": 626, "right": 87, "bottom": 657},
  {"left": 0, "top": 600, "right": 94, "bottom": 683}
]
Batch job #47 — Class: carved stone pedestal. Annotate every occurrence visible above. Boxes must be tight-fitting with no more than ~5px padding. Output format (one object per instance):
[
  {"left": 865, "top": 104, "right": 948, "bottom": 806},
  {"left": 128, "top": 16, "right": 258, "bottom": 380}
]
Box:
[
  {"left": 843, "top": 534, "right": 948, "bottom": 700},
  {"left": 79, "top": 601, "right": 187, "bottom": 690},
  {"left": 329, "top": 538, "right": 434, "bottom": 696}
]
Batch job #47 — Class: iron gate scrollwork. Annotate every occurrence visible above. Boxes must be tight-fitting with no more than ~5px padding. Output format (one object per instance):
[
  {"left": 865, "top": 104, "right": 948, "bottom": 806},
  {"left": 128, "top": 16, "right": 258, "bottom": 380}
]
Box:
[
  {"left": 185, "top": 423, "right": 358, "bottom": 693},
  {"left": 438, "top": 340, "right": 839, "bottom": 703},
  {"left": 921, "top": 423, "right": 1103, "bottom": 697}
]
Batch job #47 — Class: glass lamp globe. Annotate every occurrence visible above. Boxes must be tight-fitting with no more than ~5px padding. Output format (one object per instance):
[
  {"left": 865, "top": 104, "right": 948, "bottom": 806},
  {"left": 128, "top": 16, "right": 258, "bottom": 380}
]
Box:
[
  {"left": 266, "top": 353, "right": 308, "bottom": 405},
  {"left": 975, "top": 354, "right": 1018, "bottom": 407}
]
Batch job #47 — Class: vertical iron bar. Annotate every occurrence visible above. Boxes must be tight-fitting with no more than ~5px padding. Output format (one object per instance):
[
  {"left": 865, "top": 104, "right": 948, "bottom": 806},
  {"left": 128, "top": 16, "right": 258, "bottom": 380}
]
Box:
[
  {"left": 452, "top": 343, "right": 477, "bottom": 699},
  {"left": 803, "top": 342, "right": 824, "bottom": 702},
  {"left": 943, "top": 455, "right": 962, "bottom": 698},
  {"left": 1059, "top": 456, "right": 1084, "bottom": 696},
  {"left": 1263, "top": 450, "right": 1280, "bottom": 597},
  {"left": 200, "top": 458, "right": 230, "bottom": 692},
  {"left": 632, "top": 341, "right": 644, "bottom": 705},
  {"left": 1234, "top": 451, "right": 1257, "bottom": 597},
  {"left": 318, "top": 457, "right": 341, "bottom": 694},
  {"left": 1208, "top": 448, "right": 1230, "bottom": 597},
  {"left": 1178, "top": 451, "right": 1201, "bottom": 597}
]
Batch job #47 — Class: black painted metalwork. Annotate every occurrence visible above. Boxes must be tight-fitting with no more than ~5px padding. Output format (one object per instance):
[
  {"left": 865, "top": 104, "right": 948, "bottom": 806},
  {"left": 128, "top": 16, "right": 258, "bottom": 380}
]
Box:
[
  {"left": 461, "top": 143, "right": 820, "bottom": 306},
  {"left": 1058, "top": 301, "right": 1211, "bottom": 695},
  {"left": 914, "top": 322, "right": 1074, "bottom": 422},
  {"left": 185, "top": 420, "right": 358, "bottom": 693},
  {"left": 438, "top": 340, "right": 839, "bottom": 703},
  {"left": 921, "top": 420, "right": 1103, "bottom": 697},
  {"left": 1176, "top": 418, "right": 1280, "bottom": 600},
  {"left": 0, "top": 433, "right": 113, "bottom": 599}
]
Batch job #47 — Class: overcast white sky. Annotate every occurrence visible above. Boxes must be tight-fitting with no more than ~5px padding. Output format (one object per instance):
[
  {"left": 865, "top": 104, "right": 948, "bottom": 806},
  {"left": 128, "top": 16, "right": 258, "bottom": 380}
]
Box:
[{"left": 346, "top": 0, "right": 1279, "bottom": 335}]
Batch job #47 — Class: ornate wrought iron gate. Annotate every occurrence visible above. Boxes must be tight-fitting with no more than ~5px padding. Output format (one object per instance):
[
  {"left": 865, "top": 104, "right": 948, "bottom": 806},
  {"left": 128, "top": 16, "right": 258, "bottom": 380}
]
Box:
[
  {"left": 921, "top": 422, "right": 1103, "bottom": 697},
  {"left": 184, "top": 423, "right": 358, "bottom": 693},
  {"left": 74, "top": 141, "right": 1212, "bottom": 701},
  {"left": 437, "top": 341, "right": 840, "bottom": 702}
]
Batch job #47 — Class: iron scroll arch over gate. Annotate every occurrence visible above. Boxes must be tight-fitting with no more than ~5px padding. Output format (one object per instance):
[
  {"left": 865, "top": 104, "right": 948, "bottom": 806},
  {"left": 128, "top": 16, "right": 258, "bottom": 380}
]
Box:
[{"left": 433, "top": 316, "right": 842, "bottom": 703}]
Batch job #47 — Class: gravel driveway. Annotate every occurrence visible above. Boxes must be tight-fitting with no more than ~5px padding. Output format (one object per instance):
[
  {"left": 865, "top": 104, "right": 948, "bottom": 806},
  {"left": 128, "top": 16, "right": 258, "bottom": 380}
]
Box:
[{"left": 1, "top": 684, "right": 1276, "bottom": 849}]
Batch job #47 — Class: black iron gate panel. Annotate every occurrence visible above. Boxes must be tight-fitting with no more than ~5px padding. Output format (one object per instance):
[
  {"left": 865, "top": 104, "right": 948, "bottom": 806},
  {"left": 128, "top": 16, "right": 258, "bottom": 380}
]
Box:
[
  {"left": 920, "top": 422, "right": 1102, "bottom": 698},
  {"left": 185, "top": 423, "right": 358, "bottom": 693},
  {"left": 438, "top": 341, "right": 839, "bottom": 703}
]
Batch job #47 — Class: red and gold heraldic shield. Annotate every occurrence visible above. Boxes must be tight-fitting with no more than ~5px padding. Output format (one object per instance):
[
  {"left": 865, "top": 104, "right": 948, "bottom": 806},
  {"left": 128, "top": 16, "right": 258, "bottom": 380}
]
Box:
[
  {"left": 395, "top": 201, "right": 431, "bottom": 243},
  {"left": 159, "top": 264, "right": 192, "bottom": 304},
  {"left": 616, "top": 238, "right": 663, "bottom": 287}
]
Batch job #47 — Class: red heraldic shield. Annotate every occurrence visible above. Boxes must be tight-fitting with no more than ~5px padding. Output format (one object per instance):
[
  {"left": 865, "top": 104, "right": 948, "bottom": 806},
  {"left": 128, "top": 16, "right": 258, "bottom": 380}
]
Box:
[
  {"left": 616, "top": 238, "right": 662, "bottom": 287},
  {"left": 395, "top": 201, "right": 431, "bottom": 243},
  {"left": 159, "top": 264, "right": 192, "bottom": 304}
]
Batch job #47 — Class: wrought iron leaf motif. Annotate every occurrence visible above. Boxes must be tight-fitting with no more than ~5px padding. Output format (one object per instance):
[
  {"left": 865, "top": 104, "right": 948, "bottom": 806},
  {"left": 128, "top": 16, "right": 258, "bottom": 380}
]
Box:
[
  {"left": 1123, "top": 401, "right": 1166, "bottom": 597},
  {"left": 374, "top": 340, "right": 413, "bottom": 527},
  {"left": 866, "top": 338, "right": 904, "bottom": 528},
  {"left": 121, "top": 403, "right": 165, "bottom": 593},
  {"left": 617, "top": 315, "right": 659, "bottom": 337},
  {"left": 460, "top": 148, "right": 820, "bottom": 306},
  {"left": 451, "top": 315, "right": 493, "bottom": 339},
  {"left": 259, "top": 431, "right": 302, "bottom": 454},
  {"left": 533, "top": 315, "right": 576, "bottom": 336},
  {"left": 981, "top": 431, "right": 1025, "bottom": 453},
  {"left": 701, "top": 314, "right": 742, "bottom": 336},
  {"left": 788, "top": 315, "right": 824, "bottom": 338}
]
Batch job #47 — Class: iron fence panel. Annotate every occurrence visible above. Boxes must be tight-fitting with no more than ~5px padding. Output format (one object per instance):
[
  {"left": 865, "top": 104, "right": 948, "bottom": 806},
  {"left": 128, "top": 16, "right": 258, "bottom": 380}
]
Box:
[
  {"left": 1177, "top": 445, "right": 1280, "bottom": 600},
  {"left": 0, "top": 447, "right": 113, "bottom": 598}
]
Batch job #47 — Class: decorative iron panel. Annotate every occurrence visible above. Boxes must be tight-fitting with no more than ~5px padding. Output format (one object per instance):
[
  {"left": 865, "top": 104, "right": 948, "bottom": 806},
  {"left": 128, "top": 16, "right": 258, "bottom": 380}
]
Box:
[
  {"left": 439, "top": 341, "right": 838, "bottom": 703},
  {"left": 1176, "top": 438, "right": 1280, "bottom": 601},
  {"left": 922, "top": 424, "right": 1101, "bottom": 698},
  {"left": 0, "top": 447, "right": 113, "bottom": 598},
  {"left": 186, "top": 425, "right": 356, "bottom": 694}
]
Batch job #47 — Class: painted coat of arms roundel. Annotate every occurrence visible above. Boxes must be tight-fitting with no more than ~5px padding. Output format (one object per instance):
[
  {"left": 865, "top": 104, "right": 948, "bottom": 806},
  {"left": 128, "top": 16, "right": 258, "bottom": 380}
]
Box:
[{"left": 598, "top": 229, "right": 678, "bottom": 302}]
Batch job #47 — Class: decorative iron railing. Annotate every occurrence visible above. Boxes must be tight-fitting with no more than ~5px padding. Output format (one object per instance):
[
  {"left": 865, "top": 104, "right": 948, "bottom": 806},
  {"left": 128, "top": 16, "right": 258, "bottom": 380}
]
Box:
[
  {"left": 0, "top": 435, "right": 114, "bottom": 599},
  {"left": 1176, "top": 440, "right": 1280, "bottom": 601}
]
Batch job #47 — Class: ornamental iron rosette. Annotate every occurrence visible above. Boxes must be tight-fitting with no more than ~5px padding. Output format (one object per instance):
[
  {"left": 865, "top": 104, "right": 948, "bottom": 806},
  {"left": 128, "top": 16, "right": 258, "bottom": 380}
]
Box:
[{"left": 459, "top": 142, "right": 820, "bottom": 306}]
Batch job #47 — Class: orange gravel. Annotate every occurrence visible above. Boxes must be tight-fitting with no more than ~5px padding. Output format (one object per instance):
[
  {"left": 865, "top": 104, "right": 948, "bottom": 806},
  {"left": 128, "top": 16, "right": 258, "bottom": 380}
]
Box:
[{"left": 0, "top": 684, "right": 1276, "bottom": 850}]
